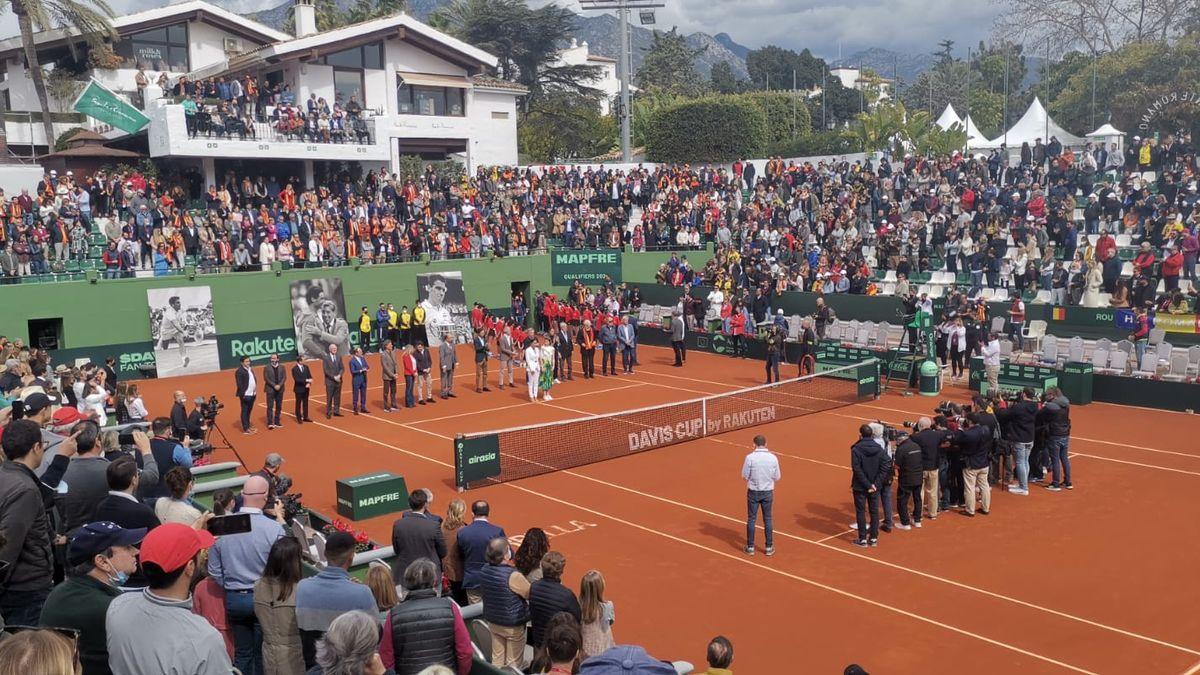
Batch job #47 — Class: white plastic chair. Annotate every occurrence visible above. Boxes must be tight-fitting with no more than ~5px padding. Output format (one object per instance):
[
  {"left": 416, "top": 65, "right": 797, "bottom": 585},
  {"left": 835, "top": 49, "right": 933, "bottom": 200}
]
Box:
[
  {"left": 999, "top": 339, "right": 1014, "bottom": 358},
  {"left": 1135, "top": 352, "right": 1158, "bottom": 377},
  {"left": 1108, "top": 349, "right": 1130, "bottom": 375},
  {"left": 1156, "top": 341, "right": 1173, "bottom": 364},
  {"left": 1148, "top": 327, "right": 1166, "bottom": 346},
  {"left": 855, "top": 328, "right": 871, "bottom": 346},
  {"left": 1162, "top": 353, "right": 1190, "bottom": 382},
  {"left": 1187, "top": 345, "right": 1200, "bottom": 377},
  {"left": 1023, "top": 320, "right": 1048, "bottom": 352},
  {"left": 883, "top": 270, "right": 897, "bottom": 283},
  {"left": 1035, "top": 337, "right": 1059, "bottom": 366},
  {"left": 874, "top": 322, "right": 890, "bottom": 348},
  {"left": 990, "top": 317, "right": 1006, "bottom": 334},
  {"left": 1095, "top": 338, "right": 1113, "bottom": 353},
  {"left": 1090, "top": 348, "right": 1110, "bottom": 371}
]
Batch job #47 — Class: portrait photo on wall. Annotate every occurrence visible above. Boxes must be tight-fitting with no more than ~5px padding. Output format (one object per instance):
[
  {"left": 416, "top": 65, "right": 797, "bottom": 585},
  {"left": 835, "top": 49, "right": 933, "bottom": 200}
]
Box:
[
  {"left": 146, "top": 286, "right": 220, "bottom": 377},
  {"left": 418, "top": 271, "right": 470, "bottom": 347},
  {"left": 290, "top": 277, "right": 352, "bottom": 360}
]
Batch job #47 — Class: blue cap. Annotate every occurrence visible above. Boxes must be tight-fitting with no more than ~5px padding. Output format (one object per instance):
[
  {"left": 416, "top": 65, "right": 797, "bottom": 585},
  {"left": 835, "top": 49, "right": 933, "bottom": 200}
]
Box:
[
  {"left": 68, "top": 521, "right": 147, "bottom": 565},
  {"left": 580, "top": 646, "right": 678, "bottom": 675}
]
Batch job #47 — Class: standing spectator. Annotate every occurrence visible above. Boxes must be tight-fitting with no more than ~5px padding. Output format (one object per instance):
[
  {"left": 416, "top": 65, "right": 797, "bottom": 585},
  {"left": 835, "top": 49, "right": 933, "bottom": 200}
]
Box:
[
  {"left": 441, "top": 499, "right": 467, "bottom": 605},
  {"left": 349, "top": 347, "right": 369, "bottom": 415},
  {"left": 414, "top": 341, "right": 434, "bottom": 404},
  {"left": 309, "top": 611, "right": 387, "bottom": 675},
  {"left": 208, "top": 475, "right": 285, "bottom": 675},
  {"left": 379, "top": 559, "right": 473, "bottom": 675},
  {"left": 579, "top": 570, "right": 615, "bottom": 657},
  {"left": 321, "top": 344, "right": 344, "bottom": 419},
  {"left": 997, "top": 387, "right": 1038, "bottom": 495},
  {"left": 39, "top": 521, "right": 146, "bottom": 675},
  {"left": 741, "top": 434, "right": 780, "bottom": 556},
  {"left": 892, "top": 430, "right": 923, "bottom": 529},
  {"left": 670, "top": 310, "right": 686, "bottom": 367},
  {"left": 296, "top": 531, "right": 376, "bottom": 668},
  {"left": 698, "top": 636, "right": 734, "bottom": 675},
  {"left": 380, "top": 340, "right": 398, "bottom": 412},
  {"left": 253, "top": 536, "right": 305, "bottom": 675},
  {"left": 498, "top": 325, "right": 517, "bottom": 389},
  {"left": 912, "top": 418, "right": 951, "bottom": 520},
  {"left": 577, "top": 320, "right": 597, "bottom": 379},
  {"left": 472, "top": 327, "right": 491, "bottom": 393},
  {"left": 528, "top": 551, "right": 582, "bottom": 647},
  {"left": 144, "top": 416, "right": 189, "bottom": 498},
  {"left": 1038, "top": 388, "right": 1073, "bottom": 491},
  {"left": 598, "top": 319, "right": 618, "bottom": 376},
  {"left": 554, "top": 322, "right": 575, "bottom": 382},
  {"left": 814, "top": 297, "right": 832, "bottom": 340},
  {"left": 263, "top": 353, "right": 286, "bottom": 430},
  {"left": 105, "top": 522, "right": 231, "bottom": 675},
  {"left": 234, "top": 355, "right": 258, "bottom": 434},
  {"left": 524, "top": 335, "right": 543, "bottom": 402},
  {"left": 0, "top": 628, "right": 81, "bottom": 673},
  {"left": 438, "top": 332, "right": 457, "bottom": 399},
  {"left": 365, "top": 564, "right": 398, "bottom": 621},
  {"left": 1007, "top": 294, "right": 1025, "bottom": 347},
  {"left": 401, "top": 345, "right": 418, "bottom": 408},
  {"left": 617, "top": 316, "right": 636, "bottom": 374},
  {"left": 531, "top": 617, "right": 584, "bottom": 675},
  {"left": 980, "top": 332, "right": 1002, "bottom": 394},
  {"left": 478, "top": 537, "right": 530, "bottom": 668},
  {"left": 357, "top": 307, "right": 372, "bottom": 353},
  {"left": 850, "top": 424, "right": 885, "bottom": 548},
  {"left": 63, "top": 424, "right": 155, "bottom": 532},
  {"left": 93, "top": 455, "right": 161, "bottom": 533},
  {"left": 291, "top": 357, "right": 313, "bottom": 424},
  {"left": 457, "top": 500, "right": 506, "bottom": 604},
  {"left": 390, "top": 488, "right": 447, "bottom": 588}
]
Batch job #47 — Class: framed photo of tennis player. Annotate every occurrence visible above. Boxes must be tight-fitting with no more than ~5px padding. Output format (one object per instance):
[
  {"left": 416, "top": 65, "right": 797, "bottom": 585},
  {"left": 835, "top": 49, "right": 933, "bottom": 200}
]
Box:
[
  {"left": 146, "top": 286, "right": 220, "bottom": 377},
  {"left": 289, "top": 277, "right": 352, "bottom": 360},
  {"left": 418, "top": 271, "right": 470, "bottom": 346}
]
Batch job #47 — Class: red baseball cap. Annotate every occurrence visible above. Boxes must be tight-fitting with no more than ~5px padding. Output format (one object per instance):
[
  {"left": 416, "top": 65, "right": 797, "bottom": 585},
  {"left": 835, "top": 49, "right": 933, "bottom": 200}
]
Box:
[
  {"left": 51, "top": 407, "right": 85, "bottom": 427},
  {"left": 139, "top": 523, "right": 215, "bottom": 573}
]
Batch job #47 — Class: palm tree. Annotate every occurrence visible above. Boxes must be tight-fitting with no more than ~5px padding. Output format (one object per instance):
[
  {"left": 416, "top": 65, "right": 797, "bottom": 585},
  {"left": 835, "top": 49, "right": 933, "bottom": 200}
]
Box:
[{"left": 7, "top": 0, "right": 114, "bottom": 154}]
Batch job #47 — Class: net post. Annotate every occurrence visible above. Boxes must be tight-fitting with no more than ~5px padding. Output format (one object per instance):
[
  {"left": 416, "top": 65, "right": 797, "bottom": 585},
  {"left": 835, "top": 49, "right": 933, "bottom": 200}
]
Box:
[
  {"left": 701, "top": 398, "right": 708, "bottom": 437},
  {"left": 453, "top": 434, "right": 465, "bottom": 493}
]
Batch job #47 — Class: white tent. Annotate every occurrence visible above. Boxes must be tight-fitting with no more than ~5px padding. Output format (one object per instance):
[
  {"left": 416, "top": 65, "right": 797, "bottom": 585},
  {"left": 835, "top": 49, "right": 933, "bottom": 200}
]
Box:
[
  {"left": 962, "top": 115, "right": 989, "bottom": 148},
  {"left": 1087, "top": 123, "right": 1124, "bottom": 153},
  {"left": 977, "top": 97, "right": 1086, "bottom": 149},
  {"left": 935, "top": 104, "right": 963, "bottom": 131}
]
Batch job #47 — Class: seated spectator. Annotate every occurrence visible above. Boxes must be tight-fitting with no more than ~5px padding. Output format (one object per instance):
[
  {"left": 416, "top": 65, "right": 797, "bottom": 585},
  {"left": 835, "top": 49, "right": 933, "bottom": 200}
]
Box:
[
  {"left": 697, "top": 636, "right": 734, "bottom": 675},
  {"left": 580, "top": 645, "right": 677, "bottom": 675},
  {"left": 309, "top": 610, "right": 387, "bottom": 675},
  {"left": 154, "top": 466, "right": 203, "bottom": 526},
  {"left": 529, "top": 614, "right": 583, "bottom": 674},
  {"left": 479, "top": 536, "right": 531, "bottom": 668},
  {"left": 529, "top": 551, "right": 581, "bottom": 648},
  {"left": 105, "top": 522, "right": 232, "bottom": 674},
  {"left": 296, "top": 531, "right": 377, "bottom": 667},
  {"left": 38, "top": 521, "right": 146, "bottom": 675},
  {"left": 253, "top": 536, "right": 305, "bottom": 675},
  {"left": 0, "top": 626, "right": 81, "bottom": 674},
  {"left": 379, "top": 559, "right": 472, "bottom": 675},
  {"left": 579, "top": 570, "right": 615, "bottom": 657}
]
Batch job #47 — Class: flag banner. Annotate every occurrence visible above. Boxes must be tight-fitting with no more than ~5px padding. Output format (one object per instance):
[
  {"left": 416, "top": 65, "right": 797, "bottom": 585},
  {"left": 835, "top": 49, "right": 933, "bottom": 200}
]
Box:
[{"left": 72, "top": 79, "right": 149, "bottom": 134}]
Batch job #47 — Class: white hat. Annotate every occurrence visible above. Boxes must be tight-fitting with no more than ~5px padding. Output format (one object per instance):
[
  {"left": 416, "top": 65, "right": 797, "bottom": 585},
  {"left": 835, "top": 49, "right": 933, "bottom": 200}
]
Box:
[{"left": 777, "top": 309, "right": 784, "bottom": 315}]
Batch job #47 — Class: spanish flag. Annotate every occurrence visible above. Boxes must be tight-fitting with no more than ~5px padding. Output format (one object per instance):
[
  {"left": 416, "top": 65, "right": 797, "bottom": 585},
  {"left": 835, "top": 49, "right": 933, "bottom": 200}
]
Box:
[{"left": 1052, "top": 307, "right": 1066, "bottom": 321}]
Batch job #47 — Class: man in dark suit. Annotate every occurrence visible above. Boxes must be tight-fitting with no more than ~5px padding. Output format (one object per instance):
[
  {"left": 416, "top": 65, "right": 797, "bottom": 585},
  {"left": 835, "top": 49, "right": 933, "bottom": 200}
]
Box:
[
  {"left": 472, "top": 328, "right": 490, "bottom": 393},
  {"left": 554, "top": 322, "right": 574, "bottom": 381},
  {"left": 291, "top": 357, "right": 313, "bottom": 423},
  {"left": 617, "top": 316, "right": 636, "bottom": 373},
  {"left": 390, "top": 489, "right": 446, "bottom": 588},
  {"left": 322, "top": 343, "right": 344, "bottom": 418},
  {"left": 93, "top": 455, "right": 161, "bottom": 532},
  {"left": 456, "top": 500, "right": 506, "bottom": 604},
  {"left": 233, "top": 355, "right": 257, "bottom": 434},
  {"left": 349, "top": 347, "right": 369, "bottom": 414},
  {"left": 169, "top": 390, "right": 189, "bottom": 440},
  {"left": 263, "top": 353, "right": 286, "bottom": 430}
]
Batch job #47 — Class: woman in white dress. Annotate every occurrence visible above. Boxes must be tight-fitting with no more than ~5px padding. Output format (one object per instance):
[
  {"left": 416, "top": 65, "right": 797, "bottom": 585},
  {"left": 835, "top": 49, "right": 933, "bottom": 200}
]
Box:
[
  {"left": 1082, "top": 264, "right": 1104, "bottom": 307},
  {"left": 524, "top": 335, "right": 542, "bottom": 402},
  {"left": 78, "top": 373, "right": 108, "bottom": 425}
]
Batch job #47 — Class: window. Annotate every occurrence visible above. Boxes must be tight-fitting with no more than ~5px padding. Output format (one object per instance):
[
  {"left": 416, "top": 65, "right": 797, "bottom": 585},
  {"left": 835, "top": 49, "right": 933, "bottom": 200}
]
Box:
[
  {"left": 491, "top": 111, "right": 509, "bottom": 119},
  {"left": 397, "top": 81, "right": 466, "bottom": 117},
  {"left": 115, "top": 22, "right": 190, "bottom": 71},
  {"left": 333, "top": 69, "right": 364, "bottom": 108},
  {"left": 318, "top": 42, "right": 383, "bottom": 70}
]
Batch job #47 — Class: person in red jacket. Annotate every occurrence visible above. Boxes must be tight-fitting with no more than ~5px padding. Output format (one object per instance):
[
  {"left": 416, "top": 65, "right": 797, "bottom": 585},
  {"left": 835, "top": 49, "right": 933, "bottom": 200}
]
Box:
[
  {"left": 1129, "top": 305, "right": 1151, "bottom": 367},
  {"left": 1132, "top": 242, "right": 1156, "bottom": 276},
  {"left": 1095, "top": 231, "right": 1117, "bottom": 262},
  {"left": 727, "top": 304, "right": 747, "bottom": 358},
  {"left": 1161, "top": 245, "right": 1184, "bottom": 292}
]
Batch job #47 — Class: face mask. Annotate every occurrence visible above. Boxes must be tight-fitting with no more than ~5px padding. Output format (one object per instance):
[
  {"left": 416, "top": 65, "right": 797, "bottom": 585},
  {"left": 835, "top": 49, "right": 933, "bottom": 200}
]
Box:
[{"left": 111, "top": 569, "right": 130, "bottom": 586}]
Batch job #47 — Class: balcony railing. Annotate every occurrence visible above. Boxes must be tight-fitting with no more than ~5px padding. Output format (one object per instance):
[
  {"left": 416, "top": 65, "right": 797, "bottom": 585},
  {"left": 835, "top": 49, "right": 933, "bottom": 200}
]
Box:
[{"left": 187, "top": 112, "right": 376, "bottom": 147}]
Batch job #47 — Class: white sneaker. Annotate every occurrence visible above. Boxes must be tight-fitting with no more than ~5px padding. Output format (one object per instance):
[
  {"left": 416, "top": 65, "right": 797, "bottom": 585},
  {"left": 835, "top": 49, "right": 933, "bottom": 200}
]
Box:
[
  {"left": 895, "top": 523, "right": 912, "bottom": 530},
  {"left": 543, "top": 394, "right": 553, "bottom": 401},
  {"left": 553, "top": 379, "right": 561, "bottom": 384},
  {"left": 529, "top": 396, "right": 537, "bottom": 402},
  {"left": 1010, "top": 488, "right": 1029, "bottom": 495},
  {"left": 914, "top": 521, "right": 922, "bottom": 528}
]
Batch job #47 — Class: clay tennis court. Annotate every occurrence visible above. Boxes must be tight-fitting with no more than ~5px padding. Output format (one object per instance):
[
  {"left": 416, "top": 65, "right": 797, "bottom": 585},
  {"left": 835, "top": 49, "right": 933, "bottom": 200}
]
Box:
[{"left": 136, "top": 344, "right": 1200, "bottom": 674}]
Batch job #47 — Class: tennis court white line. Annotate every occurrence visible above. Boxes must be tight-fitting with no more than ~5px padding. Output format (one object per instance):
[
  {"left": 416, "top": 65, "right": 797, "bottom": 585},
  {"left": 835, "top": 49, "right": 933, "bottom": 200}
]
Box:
[
  {"left": 1181, "top": 656, "right": 1200, "bottom": 675},
  {"left": 290, "top": 414, "right": 1099, "bottom": 674},
  {"left": 816, "top": 528, "right": 857, "bottom": 543}
]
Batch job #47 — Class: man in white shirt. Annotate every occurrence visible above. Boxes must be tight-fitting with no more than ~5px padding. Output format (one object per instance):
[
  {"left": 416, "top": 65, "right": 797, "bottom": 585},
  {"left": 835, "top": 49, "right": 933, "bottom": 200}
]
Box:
[
  {"left": 159, "top": 296, "right": 190, "bottom": 369},
  {"left": 234, "top": 356, "right": 258, "bottom": 434},
  {"left": 981, "top": 333, "right": 1002, "bottom": 395},
  {"left": 741, "top": 435, "right": 781, "bottom": 557}
]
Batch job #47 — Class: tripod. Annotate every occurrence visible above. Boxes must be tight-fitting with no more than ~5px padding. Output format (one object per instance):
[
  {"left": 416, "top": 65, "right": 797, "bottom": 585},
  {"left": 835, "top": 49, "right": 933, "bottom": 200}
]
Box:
[{"left": 205, "top": 418, "right": 250, "bottom": 472}]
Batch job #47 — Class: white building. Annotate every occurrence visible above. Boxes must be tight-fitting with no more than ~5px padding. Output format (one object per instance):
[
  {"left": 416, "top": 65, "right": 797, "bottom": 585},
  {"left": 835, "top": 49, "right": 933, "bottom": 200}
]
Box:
[
  {"left": 0, "top": 0, "right": 525, "bottom": 184},
  {"left": 552, "top": 38, "right": 628, "bottom": 116},
  {"left": 829, "top": 66, "right": 891, "bottom": 102}
]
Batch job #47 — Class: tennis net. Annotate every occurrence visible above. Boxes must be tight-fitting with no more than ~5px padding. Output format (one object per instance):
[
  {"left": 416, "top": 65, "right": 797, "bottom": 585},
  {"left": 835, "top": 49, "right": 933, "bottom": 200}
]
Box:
[{"left": 453, "top": 359, "right": 879, "bottom": 489}]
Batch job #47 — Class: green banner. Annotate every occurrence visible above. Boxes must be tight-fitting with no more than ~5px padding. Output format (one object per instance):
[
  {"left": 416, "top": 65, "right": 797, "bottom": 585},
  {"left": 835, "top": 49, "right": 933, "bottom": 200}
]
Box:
[
  {"left": 72, "top": 79, "right": 149, "bottom": 134},
  {"left": 53, "top": 340, "right": 157, "bottom": 376},
  {"left": 550, "top": 250, "right": 622, "bottom": 286},
  {"left": 455, "top": 434, "right": 500, "bottom": 487}
]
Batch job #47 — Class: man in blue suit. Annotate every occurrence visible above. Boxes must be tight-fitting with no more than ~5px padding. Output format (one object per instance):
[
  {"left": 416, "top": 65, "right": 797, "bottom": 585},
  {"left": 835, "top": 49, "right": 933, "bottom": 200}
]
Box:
[
  {"left": 456, "top": 500, "right": 507, "bottom": 604},
  {"left": 349, "top": 347, "right": 370, "bottom": 414}
]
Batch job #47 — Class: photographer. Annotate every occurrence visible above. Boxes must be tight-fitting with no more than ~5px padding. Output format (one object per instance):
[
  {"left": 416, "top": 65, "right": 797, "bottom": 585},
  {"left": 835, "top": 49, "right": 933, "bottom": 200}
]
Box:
[
  {"left": 996, "top": 387, "right": 1038, "bottom": 494},
  {"left": 1036, "top": 387, "right": 1073, "bottom": 491},
  {"left": 954, "top": 413, "right": 992, "bottom": 517},
  {"left": 893, "top": 429, "right": 924, "bottom": 529},
  {"left": 911, "top": 417, "right": 952, "bottom": 520},
  {"left": 144, "top": 417, "right": 191, "bottom": 499},
  {"left": 251, "top": 452, "right": 286, "bottom": 516},
  {"left": 186, "top": 396, "right": 208, "bottom": 439}
]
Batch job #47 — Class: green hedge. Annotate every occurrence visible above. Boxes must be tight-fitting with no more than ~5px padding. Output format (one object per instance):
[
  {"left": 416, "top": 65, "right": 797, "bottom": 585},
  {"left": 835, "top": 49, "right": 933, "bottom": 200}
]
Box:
[
  {"left": 771, "top": 129, "right": 863, "bottom": 156},
  {"left": 645, "top": 97, "right": 768, "bottom": 162},
  {"left": 733, "top": 91, "right": 811, "bottom": 148}
]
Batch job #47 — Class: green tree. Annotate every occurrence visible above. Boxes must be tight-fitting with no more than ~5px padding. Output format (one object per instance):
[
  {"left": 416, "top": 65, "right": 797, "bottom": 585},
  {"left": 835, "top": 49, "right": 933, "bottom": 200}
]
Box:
[
  {"left": 631, "top": 88, "right": 683, "bottom": 147},
  {"left": 746, "top": 45, "right": 825, "bottom": 91},
  {"left": 934, "top": 39, "right": 955, "bottom": 67},
  {"left": 843, "top": 101, "right": 907, "bottom": 152},
  {"left": 734, "top": 91, "right": 811, "bottom": 149},
  {"left": 345, "top": 0, "right": 406, "bottom": 24},
  {"left": 519, "top": 92, "right": 615, "bottom": 161},
  {"left": 283, "top": 0, "right": 345, "bottom": 33},
  {"left": 5, "top": 0, "right": 114, "bottom": 153},
  {"left": 635, "top": 28, "right": 706, "bottom": 97},
  {"left": 644, "top": 96, "right": 767, "bottom": 162},
  {"left": 709, "top": 61, "right": 741, "bottom": 94}
]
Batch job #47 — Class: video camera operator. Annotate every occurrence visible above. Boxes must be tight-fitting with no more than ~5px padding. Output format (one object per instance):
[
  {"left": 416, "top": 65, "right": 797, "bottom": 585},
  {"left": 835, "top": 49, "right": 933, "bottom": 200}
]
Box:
[
  {"left": 954, "top": 412, "right": 993, "bottom": 517},
  {"left": 186, "top": 396, "right": 208, "bottom": 439},
  {"left": 144, "top": 417, "right": 192, "bottom": 499},
  {"left": 996, "top": 387, "right": 1038, "bottom": 494},
  {"left": 251, "top": 452, "right": 289, "bottom": 518},
  {"left": 911, "top": 417, "right": 953, "bottom": 520},
  {"left": 1036, "top": 387, "right": 1073, "bottom": 491}
]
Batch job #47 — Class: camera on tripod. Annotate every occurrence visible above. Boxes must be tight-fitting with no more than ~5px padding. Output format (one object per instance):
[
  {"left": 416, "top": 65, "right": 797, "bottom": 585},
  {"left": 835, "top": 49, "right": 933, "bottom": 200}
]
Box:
[
  {"left": 200, "top": 395, "right": 224, "bottom": 421},
  {"left": 272, "top": 474, "right": 307, "bottom": 524}
]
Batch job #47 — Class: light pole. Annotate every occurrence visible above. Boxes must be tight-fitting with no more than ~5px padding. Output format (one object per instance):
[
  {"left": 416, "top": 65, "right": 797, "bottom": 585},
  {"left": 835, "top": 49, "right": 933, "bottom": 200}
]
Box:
[{"left": 580, "top": 0, "right": 665, "bottom": 162}]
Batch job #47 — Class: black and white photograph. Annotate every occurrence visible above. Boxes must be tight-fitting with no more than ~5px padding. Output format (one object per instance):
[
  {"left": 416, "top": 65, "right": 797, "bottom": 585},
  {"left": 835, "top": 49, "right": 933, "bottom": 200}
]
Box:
[
  {"left": 290, "top": 277, "right": 352, "bottom": 359},
  {"left": 418, "top": 271, "right": 470, "bottom": 346},
  {"left": 146, "top": 286, "right": 219, "bottom": 377}
]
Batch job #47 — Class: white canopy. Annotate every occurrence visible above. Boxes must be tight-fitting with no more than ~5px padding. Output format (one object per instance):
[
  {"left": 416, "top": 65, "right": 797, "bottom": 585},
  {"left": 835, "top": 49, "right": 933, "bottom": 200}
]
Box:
[
  {"left": 935, "top": 104, "right": 963, "bottom": 131},
  {"left": 977, "top": 97, "right": 1086, "bottom": 149},
  {"left": 1087, "top": 123, "right": 1123, "bottom": 138},
  {"left": 962, "top": 115, "right": 988, "bottom": 148}
]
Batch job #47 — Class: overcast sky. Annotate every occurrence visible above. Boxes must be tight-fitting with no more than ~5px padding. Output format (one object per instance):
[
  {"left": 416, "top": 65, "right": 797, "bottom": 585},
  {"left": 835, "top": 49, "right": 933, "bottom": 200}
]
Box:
[{"left": 3, "top": 0, "right": 1002, "bottom": 59}]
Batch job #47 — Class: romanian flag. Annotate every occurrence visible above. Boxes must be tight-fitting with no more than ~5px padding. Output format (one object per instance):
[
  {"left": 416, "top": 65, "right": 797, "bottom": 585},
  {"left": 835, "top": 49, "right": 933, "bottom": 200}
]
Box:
[{"left": 1052, "top": 307, "right": 1066, "bottom": 321}]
